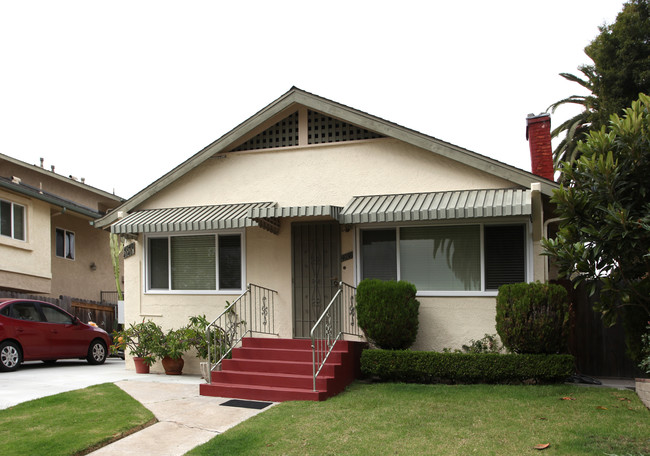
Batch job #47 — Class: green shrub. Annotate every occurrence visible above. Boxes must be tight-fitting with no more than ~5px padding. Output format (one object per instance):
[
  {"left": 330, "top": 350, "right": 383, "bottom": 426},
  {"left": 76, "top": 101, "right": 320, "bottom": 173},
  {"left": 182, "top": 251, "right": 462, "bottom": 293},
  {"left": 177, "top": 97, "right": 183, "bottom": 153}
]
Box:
[
  {"left": 444, "top": 333, "right": 504, "bottom": 354},
  {"left": 640, "top": 321, "right": 650, "bottom": 375},
  {"left": 361, "top": 349, "right": 574, "bottom": 384},
  {"left": 495, "top": 282, "right": 570, "bottom": 354},
  {"left": 356, "top": 279, "right": 420, "bottom": 350}
]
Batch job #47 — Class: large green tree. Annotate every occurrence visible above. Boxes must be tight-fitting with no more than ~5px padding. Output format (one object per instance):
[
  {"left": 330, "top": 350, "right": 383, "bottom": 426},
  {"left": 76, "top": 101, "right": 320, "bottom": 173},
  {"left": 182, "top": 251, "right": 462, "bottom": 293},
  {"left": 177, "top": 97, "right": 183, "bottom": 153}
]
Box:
[
  {"left": 549, "top": 0, "right": 650, "bottom": 169},
  {"left": 543, "top": 94, "right": 650, "bottom": 358}
]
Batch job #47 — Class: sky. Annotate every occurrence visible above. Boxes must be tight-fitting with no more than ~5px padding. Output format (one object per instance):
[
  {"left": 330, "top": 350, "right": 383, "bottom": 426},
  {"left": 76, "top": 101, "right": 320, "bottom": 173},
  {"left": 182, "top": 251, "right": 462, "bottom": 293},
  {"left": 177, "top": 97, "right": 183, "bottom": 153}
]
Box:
[{"left": 0, "top": 1, "right": 626, "bottom": 199}]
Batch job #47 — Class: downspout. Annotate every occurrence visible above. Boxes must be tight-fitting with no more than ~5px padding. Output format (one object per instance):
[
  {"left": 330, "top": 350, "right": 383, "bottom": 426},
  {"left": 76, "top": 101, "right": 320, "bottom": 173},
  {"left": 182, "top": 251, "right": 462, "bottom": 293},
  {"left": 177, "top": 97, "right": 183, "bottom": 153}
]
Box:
[{"left": 543, "top": 217, "right": 562, "bottom": 282}]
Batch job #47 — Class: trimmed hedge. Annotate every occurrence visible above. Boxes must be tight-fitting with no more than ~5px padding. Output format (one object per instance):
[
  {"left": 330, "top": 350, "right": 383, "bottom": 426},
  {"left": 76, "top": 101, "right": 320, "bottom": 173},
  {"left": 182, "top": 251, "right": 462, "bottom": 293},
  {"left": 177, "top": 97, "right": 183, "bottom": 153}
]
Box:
[
  {"left": 361, "top": 349, "right": 574, "bottom": 384},
  {"left": 356, "top": 279, "right": 420, "bottom": 350},
  {"left": 496, "top": 282, "right": 570, "bottom": 354}
]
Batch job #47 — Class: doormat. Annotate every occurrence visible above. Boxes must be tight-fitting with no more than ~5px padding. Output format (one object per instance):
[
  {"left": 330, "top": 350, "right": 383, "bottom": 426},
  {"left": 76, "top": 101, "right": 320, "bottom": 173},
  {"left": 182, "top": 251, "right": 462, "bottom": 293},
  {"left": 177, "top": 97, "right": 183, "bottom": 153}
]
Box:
[{"left": 220, "top": 399, "right": 273, "bottom": 410}]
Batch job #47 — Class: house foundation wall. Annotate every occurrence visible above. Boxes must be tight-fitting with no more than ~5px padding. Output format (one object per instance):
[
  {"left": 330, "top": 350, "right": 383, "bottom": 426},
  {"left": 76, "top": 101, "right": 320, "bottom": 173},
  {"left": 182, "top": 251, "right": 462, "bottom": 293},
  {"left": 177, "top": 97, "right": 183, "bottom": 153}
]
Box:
[{"left": 413, "top": 297, "right": 498, "bottom": 351}]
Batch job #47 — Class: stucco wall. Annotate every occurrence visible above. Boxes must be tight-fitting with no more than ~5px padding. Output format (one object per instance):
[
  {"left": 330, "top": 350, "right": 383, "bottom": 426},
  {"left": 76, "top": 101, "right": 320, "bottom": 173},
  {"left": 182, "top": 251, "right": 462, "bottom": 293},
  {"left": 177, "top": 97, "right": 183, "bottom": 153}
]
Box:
[
  {"left": 50, "top": 213, "right": 117, "bottom": 302},
  {"left": 412, "top": 297, "right": 498, "bottom": 351},
  {"left": 0, "top": 190, "right": 52, "bottom": 293},
  {"left": 142, "top": 138, "right": 515, "bottom": 210}
]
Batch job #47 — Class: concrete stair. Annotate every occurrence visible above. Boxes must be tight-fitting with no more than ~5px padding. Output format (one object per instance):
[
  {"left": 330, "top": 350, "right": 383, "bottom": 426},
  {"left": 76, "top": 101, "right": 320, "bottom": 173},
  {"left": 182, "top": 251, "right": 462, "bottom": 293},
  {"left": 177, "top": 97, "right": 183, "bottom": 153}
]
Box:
[{"left": 199, "top": 337, "right": 364, "bottom": 402}]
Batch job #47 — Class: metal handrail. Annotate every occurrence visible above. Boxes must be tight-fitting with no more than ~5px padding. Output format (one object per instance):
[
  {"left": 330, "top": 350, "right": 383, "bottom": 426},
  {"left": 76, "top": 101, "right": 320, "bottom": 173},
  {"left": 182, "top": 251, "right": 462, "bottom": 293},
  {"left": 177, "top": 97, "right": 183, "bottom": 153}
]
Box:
[
  {"left": 310, "top": 282, "right": 362, "bottom": 391},
  {"left": 205, "top": 283, "right": 277, "bottom": 382}
]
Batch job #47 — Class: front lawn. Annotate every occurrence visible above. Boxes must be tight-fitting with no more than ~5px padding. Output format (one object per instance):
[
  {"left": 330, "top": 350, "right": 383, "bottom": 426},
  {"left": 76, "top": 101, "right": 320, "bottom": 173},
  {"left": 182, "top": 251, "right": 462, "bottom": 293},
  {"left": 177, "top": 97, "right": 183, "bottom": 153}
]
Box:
[
  {"left": 0, "top": 383, "right": 155, "bottom": 456},
  {"left": 188, "top": 382, "right": 650, "bottom": 456}
]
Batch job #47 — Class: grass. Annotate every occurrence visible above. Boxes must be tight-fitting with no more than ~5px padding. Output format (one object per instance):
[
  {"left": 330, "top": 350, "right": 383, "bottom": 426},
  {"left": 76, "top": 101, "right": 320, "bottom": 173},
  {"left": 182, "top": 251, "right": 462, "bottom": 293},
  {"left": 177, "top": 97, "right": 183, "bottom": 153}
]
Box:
[
  {"left": 188, "top": 382, "right": 650, "bottom": 456},
  {"left": 0, "top": 383, "right": 155, "bottom": 456}
]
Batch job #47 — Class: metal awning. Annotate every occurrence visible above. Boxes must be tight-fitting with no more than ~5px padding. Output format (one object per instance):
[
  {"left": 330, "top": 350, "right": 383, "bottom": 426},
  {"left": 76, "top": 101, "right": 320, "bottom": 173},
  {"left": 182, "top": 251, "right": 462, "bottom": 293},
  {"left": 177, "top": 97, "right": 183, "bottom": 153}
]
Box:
[
  {"left": 339, "top": 189, "right": 531, "bottom": 224},
  {"left": 249, "top": 205, "right": 342, "bottom": 234},
  {"left": 110, "top": 202, "right": 276, "bottom": 234}
]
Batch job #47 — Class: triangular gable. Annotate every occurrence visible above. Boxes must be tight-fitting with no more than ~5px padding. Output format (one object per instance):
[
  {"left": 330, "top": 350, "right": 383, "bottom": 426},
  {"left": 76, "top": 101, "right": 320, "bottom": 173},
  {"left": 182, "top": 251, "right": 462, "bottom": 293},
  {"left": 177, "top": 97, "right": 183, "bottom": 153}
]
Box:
[
  {"left": 95, "top": 87, "right": 558, "bottom": 229},
  {"left": 231, "top": 111, "right": 300, "bottom": 151},
  {"left": 306, "top": 110, "right": 385, "bottom": 145},
  {"left": 230, "top": 109, "right": 385, "bottom": 152}
]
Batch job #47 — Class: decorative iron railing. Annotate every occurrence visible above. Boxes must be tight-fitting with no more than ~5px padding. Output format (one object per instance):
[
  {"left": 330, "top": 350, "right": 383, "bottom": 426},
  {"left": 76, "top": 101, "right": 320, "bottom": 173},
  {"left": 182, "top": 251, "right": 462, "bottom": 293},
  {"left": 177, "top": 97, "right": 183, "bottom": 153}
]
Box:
[
  {"left": 205, "top": 283, "right": 277, "bottom": 380},
  {"left": 310, "top": 282, "right": 362, "bottom": 391}
]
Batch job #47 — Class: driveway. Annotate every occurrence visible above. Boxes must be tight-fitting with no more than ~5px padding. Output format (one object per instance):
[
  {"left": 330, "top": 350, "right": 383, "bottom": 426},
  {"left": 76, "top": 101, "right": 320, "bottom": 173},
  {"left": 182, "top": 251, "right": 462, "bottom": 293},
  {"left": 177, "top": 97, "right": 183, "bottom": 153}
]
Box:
[
  {"left": 0, "top": 357, "right": 276, "bottom": 455},
  {"left": 0, "top": 357, "right": 200, "bottom": 409}
]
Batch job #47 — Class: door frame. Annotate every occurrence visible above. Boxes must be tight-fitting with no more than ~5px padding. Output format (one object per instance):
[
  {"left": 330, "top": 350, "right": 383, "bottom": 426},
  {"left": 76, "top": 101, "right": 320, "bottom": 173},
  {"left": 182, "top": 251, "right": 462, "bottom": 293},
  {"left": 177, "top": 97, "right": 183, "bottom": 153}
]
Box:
[{"left": 291, "top": 221, "right": 341, "bottom": 338}]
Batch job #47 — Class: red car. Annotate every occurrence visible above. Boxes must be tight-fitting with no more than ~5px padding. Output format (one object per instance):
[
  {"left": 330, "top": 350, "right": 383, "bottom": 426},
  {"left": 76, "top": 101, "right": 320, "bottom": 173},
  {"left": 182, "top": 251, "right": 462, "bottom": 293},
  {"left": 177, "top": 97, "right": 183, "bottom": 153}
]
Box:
[{"left": 0, "top": 298, "right": 111, "bottom": 372}]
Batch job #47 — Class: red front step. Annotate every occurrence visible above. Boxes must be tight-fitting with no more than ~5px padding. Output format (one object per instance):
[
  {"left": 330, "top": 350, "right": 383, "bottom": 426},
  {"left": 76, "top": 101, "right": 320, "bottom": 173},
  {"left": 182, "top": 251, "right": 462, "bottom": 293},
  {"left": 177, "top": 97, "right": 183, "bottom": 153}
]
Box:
[{"left": 199, "top": 337, "right": 364, "bottom": 402}]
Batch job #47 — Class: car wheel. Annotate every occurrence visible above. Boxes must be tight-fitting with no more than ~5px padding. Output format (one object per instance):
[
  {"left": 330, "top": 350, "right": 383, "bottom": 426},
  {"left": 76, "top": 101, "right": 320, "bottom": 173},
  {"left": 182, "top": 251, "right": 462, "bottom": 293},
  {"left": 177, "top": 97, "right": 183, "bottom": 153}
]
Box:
[
  {"left": 87, "top": 340, "right": 107, "bottom": 365},
  {"left": 0, "top": 341, "right": 22, "bottom": 372}
]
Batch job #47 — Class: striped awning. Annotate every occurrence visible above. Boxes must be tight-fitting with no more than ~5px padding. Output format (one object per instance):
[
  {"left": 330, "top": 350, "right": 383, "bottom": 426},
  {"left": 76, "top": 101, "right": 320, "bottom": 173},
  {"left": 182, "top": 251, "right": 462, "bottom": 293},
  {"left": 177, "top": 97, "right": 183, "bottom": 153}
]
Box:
[
  {"left": 249, "top": 205, "right": 342, "bottom": 234},
  {"left": 339, "top": 189, "right": 531, "bottom": 224},
  {"left": 249, "top": 205, "right": 341, "bottom": 219},
  {"left": 110, "top": 202, "right": 276, "bottom": 234}
]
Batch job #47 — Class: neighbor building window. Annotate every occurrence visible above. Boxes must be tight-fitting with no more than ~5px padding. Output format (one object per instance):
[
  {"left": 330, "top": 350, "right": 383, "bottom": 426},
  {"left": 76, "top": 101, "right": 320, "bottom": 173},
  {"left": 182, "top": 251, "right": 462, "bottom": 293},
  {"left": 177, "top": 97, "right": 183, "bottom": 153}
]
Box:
[
  {"left": 147, "top": 232, "right": 243, "bottom": 292},
  {"left": 0, "top": 199, "right": 25, "bottom": 241},
  {"left": 360, "top": 223, "right": 526, "bottom": 293},
  {"left": 55, "top": 228, "right": 75, "bottom": 260}
]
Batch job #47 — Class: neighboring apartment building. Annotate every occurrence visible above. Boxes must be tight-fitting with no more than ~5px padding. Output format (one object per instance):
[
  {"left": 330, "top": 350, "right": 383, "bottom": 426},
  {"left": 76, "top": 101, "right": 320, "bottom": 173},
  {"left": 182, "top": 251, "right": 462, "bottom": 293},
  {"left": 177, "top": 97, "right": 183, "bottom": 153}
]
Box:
[{"left": 0, "top": 153, "right": 124, "bottom": 301}]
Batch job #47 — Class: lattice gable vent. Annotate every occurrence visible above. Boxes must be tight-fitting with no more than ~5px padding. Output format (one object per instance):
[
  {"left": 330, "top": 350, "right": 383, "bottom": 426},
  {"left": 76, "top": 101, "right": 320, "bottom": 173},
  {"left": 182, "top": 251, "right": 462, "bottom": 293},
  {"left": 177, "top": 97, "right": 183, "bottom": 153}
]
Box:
[
  {"left": 231, "top": 109, "right": 386, "bottom": 152},
  {"left": 232, "top": 111, "right": 299, "bottom": 152},
  {"left": 308, "top": 110, "right": 384, "bottom": 144}
]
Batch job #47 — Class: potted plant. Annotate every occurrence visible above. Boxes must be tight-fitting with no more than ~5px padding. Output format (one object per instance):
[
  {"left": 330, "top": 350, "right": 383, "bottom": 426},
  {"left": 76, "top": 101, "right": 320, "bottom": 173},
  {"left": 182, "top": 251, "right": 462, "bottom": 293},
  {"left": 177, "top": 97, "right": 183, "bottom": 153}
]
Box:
[
  {"left": 154, "top": 327, "right": 191, "bottom": 375},
  {"left": 111, "top": 320, "right": 163, "bottom": 373},
  {"left": 186, "top": 315, "right": 213, "bottom": 378}
]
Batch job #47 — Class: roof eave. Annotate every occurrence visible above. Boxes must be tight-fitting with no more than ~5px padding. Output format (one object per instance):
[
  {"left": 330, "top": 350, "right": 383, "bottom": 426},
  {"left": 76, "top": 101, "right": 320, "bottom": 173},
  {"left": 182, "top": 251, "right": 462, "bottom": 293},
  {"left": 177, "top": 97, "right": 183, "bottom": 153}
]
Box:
[
  {"left": 95, "top": 87, "right": 559, "bottom": 228},
  {"left": 0, "top": 178, "right": 103, "bottom": 219},
  {"left": 0, "top": 152, "right": 125, "bottom": 202}
]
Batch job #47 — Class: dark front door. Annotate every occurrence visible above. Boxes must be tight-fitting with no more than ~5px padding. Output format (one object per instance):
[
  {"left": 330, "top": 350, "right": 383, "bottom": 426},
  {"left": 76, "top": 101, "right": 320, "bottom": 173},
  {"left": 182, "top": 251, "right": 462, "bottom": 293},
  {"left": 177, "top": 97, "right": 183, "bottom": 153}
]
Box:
[{"left": 292, "top": 222, "right": 341, "bottom": 338}]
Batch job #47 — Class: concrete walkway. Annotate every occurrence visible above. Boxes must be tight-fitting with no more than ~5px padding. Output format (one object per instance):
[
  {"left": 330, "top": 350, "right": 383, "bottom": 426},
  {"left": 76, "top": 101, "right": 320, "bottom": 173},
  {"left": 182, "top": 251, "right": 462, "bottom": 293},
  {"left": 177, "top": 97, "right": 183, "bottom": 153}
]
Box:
[
  {"left": 89, "top": 380, "right": 275, "bottom": 456},
  {"left": 0, "top": 358, "right": 275, "bottom": 455}
]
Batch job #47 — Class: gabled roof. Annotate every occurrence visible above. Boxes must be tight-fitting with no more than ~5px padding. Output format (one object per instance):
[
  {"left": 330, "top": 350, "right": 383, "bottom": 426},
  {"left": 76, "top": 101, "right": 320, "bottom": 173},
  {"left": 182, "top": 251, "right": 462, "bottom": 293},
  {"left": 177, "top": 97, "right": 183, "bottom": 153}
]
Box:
[
  {"left": 0, "top": 176, "right": 105, "bottom": 219},
  {"left": 95, "top": 87, "right": 558, "bottom": 229},
  {"left": 0, "top": 152, "right": 124, "bottom": 202}
]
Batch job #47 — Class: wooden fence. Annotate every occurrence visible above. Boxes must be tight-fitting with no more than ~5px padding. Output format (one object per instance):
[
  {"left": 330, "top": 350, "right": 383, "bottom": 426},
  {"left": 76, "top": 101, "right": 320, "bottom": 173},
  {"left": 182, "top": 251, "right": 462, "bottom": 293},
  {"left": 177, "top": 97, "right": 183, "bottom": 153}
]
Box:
[
  {"left": 570, "top": 282, "right": 643, "bottom": 379},
  {"left": 0, "top": 291, "right": 117, "bottom": 334}
]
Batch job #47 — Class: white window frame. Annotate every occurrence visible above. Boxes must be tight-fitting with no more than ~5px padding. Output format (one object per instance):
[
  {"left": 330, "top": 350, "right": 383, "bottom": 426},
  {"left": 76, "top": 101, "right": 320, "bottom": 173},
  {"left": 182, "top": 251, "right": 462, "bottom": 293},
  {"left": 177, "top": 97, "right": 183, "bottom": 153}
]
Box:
[
  {"left": 0, "top": 199, "right": 26, "bottom": 241},
  {"left": 354, "top": 218, "right": 532, "bottom": 297},
  {"left": 55, "top": 227, "right": 75, "bottom": 260},
  {"left": 144, "top": 229, "right": 246, "bottom": 295}
]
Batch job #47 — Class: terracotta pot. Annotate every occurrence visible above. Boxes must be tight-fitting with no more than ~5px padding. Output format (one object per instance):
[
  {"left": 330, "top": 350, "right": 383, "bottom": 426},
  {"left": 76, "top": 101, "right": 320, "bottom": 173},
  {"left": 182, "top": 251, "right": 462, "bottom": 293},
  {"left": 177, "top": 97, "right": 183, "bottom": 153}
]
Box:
[
  {"left": 162, "top": 356, "right": 184, "bottom": 375},
  {"left": 133, "top": 357, "right": 150, "bottom": 374}
]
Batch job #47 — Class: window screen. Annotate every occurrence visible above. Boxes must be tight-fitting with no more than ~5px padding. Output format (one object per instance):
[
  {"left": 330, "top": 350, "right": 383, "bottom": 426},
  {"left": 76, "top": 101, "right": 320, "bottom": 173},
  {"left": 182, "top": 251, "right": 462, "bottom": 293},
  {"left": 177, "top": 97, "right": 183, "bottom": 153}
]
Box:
[
  {"left": 361, "top": 229, "right": 397, "bottom": 281},
  {"left": 484, "top": 225, "right": 526, "bottom": 290},
  {"left": 171, "top": 235, "right": 216, "bottom": 290},
  {"left": 218, "top": 235, "right": 241, "bottom": 289}
]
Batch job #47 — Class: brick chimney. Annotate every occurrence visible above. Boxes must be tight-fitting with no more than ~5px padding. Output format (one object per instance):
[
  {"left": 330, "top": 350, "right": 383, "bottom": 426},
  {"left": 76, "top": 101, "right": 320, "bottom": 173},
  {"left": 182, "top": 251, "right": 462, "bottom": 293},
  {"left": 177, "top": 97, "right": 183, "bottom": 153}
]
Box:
[{"left": 526, "top": 113, "right": 554, "bottom": 181}]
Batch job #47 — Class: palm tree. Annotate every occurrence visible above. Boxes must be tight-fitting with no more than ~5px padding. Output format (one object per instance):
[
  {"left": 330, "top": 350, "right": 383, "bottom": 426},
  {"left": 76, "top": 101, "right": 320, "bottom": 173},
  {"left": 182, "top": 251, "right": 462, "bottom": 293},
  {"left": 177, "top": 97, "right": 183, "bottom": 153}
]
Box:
[{"left": 547, "top": 66, "right": 601, "bottom": 175}]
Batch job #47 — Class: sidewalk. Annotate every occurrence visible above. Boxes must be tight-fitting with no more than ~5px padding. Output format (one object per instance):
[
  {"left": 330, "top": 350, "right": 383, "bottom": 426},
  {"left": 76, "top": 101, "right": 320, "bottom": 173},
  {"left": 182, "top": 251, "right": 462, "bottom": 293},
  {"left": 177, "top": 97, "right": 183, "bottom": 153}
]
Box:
[
  {"left": 88, "top": 374, "right": 275, "bottom": 456},
  {"left": 0, "top": 359, "right": 274, "bottom": 455}
]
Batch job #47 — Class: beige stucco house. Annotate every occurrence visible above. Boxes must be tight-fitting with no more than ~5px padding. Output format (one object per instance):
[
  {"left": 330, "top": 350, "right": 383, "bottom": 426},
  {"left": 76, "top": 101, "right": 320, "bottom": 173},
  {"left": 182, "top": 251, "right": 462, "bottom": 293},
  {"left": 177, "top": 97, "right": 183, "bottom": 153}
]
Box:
[
  {"left": 0, "top": 153, "right": 124, "bottom": 301},
  {"left": 96, "top": 88, "right": 559, "bottom": 375}
]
